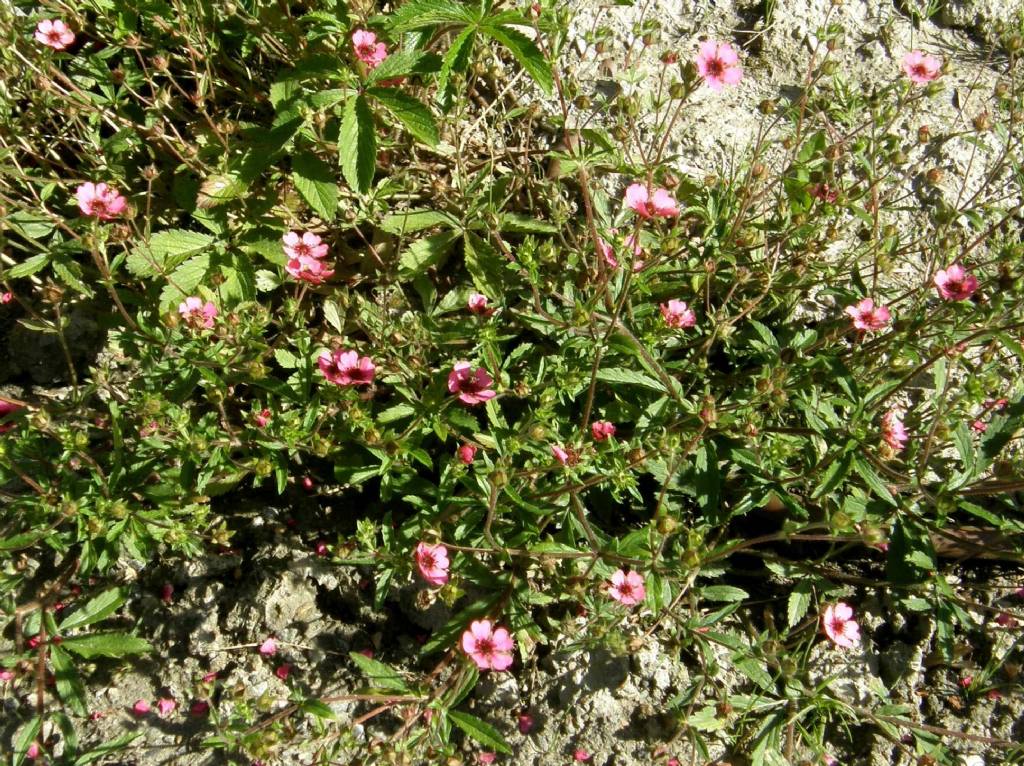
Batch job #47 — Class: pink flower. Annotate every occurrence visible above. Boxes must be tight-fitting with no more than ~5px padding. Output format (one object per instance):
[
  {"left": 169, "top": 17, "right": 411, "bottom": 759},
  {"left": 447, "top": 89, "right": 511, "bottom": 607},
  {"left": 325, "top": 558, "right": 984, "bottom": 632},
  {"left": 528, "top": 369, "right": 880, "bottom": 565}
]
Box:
[
  {"left": 0, "top": 399, "right": 22, "bottom": 434},
  {"left": 551, "top": 444, "right": 579, "bottom": 466},
  {"left": 478, "top": 754, "right": 497, "bottom": 765},
  {"left": 660, "top": 300, "right": 696, "bottom": 329},
  {"left": 0, "top": 669, "right": 15, "bottom": 682},
  {"left": 821, "top": 602, "right": 861, "bottom": 648},
  {"left": 448, "top": 362, "right": 496, "bottom": 405},
  {"left": 574, "top": 750, "right": 591, "bottom": 762},
  {"left": 468, "top": 293, "right": 493, "bottom": 316},
  {"left": 201, "top": 671, "right": 219, "bottom": 683},
  {"left": 160, "top": 583, "right": 174, "bottom": 604},
  {"left": 318, "top": 349, "right": 376, "bottom": 386},
  {"left": 901, "top": 51, "right": 941, "bottom": 85},
  {"left": 608, "top": 569, "right": 646, "bottom": 606},
  {"left": 275, "top": 663, "right": 292, "bottom": 680},
  {"left": 178, "top": 296, "right": 218, "bottom": 329},
  {"left": 624, "top": 184, "right": 678, "bottom": 218},
  {"left": 156, "top": 697, "right": 177, "bottom": 717},
  {"left": 1, "top": 292, "right": 12, "bottom": 304},
  {"left": 282, "top": 231, "right": 329, "bottom": 261},
  {"left": 933, "top": 264, "right": 978, "bottom": 301},
  {"left": 35, "top": 19, "right": 75, "bottom": 50},
  {"left": 461, "top": 619, "right": 515, "bottom": 671},
  {"left": 995, "top": 612, "right": 1019, "bottom": 628},
  {"left": 254, "top": 408, "right": 271, "bottom": 428},
  {"left": 76, "top": 182, "right": 127, "bottom": 220},
  {"left": 258, "top": 637, "right": 277, "bottom": 656},
  {"left": 844, "top": 298, "right": 891, "bottom": 332},
  {"left": 591, "top": 420, "right": 616, "bottom": 441},
  {"left": 132, "top": 699, "right": 151, "bottom": 716},
  {"left": 352, "top": 29, "right": 388, "bottom": 68},
  {"left": 881, "top": 410, "right": 908, "bottom": 452},
  {"left": 959, "top": 676, "right": 973, "bottom": 689},
  {"left": 458, "top": 444, "right": 478, "bottom": 464},
  {"left": 26, "top": 743, "right": 40, "bottom": 760},
  {"left": 415, "top": 542, "right": 450, "bottom": 587},
  {"left": 517, "top": 711, "right": 535, "bottom": 734},
  {"left": 971, "top": 419, "right": 987, "bottom": 434},
  {"left": 285, "top": 254, "right": 334, "bottom": 284},
  {"left": 597, "top": 237, "right": 616, "bottom": 267},
  {"left": 696, "top": 41, "right": 743, "bottom": 90},
  {"left": 190, "top": 700, "right": 210, "bottom": 716}
]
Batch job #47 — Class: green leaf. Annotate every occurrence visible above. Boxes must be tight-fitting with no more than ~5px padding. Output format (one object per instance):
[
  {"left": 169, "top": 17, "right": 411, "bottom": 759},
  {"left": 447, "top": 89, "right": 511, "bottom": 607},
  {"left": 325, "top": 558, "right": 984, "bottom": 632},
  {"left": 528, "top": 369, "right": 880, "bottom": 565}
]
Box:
[
  {"left": 59, "top": 587, "right": 126, "bottom": 631},
  {"left": 463, "top": 232, "right": 506, "bottom": 297},
  {"left": 7, "top": 253, "right": 51, "bottom": 279},
  {"left": 481, "top": 24, "right": 553, "bottom": 95},
  {"left": 340, "top": 95, "right": 377, "bottom": 194},
  {"left": 60, "top": 632, "right": 153, "bottom": 659},
  {"left": 498, "top": 212, "right": 559, "bottom": 233},
  {"left": 72, "top": 733, "right": 142, "bottom": 765},
  {"left": 381, "top": 209, "right": 459, "bottom": 235},
  {"left": 51, "top": 645, "right": 88, "bottom": 716},
  {"left": 127, "top": 229, "right": 214, "bottom": 277},
  {"left": 158, "top": 254, "right": 212, "bottom": 312},
  {"left": 12, "top": 716, "right": 42, "bottom": 766},
  {"left": 595, "top": 367, "right": 665, "bottom": 393},
  {"left": 365, "top": 50, "right": 440, "bottom": 86},
  {"left": 349, "top": 651, "right": 409, "bottom": 692},
  {"left": 787, "top": 581, "right": 812, "bottom": 628},
  {"left": 695, "top": 440, "right": 721, "bottom": 520},
  {"left": 811, "top": 447, "right": 853, "bottom": 499},
  {"left": 323, "top": 298, "right": 344, "bottom": 333},
  {"left": 851, "top": 454, "right": 897, "bottom": 506},
  {"left": 701, "top": 585, "right": 748, "bottom": 602},
  {"left": 388, "top": 0, "right": 477, "bottom": 31},
  {"left": 437, "top": 26, "right": 476, "bottom": 100},
  {"left": 447, "top": 710, "right": 512, "bottom": 754},
  {"left": 292, "top": 151, "right": 338, "bottom": 222},
  {"left": 366, "top": 87, "right": 439, "bottom": 147},
  {"left": 300, "top": 699, "right": 337, "bottom": 720},
  {"left": 399, "top": 230, "right": 460, "bottom": 279}
]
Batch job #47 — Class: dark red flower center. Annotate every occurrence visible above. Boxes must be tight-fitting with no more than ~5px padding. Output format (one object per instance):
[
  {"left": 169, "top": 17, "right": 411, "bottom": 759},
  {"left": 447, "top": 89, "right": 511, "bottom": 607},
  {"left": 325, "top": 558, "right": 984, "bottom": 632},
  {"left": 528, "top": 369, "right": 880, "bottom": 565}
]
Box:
[
  {"left": 706, "top": 58, "right": 725, "bottom": 77},
  {"left": 475, "top": 637, "right": 495, "bottom": 656}
]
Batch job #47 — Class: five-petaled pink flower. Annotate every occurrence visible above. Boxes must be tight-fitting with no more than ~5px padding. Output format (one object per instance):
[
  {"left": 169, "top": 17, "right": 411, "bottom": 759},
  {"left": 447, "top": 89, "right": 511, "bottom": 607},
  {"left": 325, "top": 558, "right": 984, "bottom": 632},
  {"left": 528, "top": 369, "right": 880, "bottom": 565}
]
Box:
[
  {"left": 156, "top": 697, "right": 177, "bottom": 717},
  {"left": 901, "top": 51, "right": 941, "bottom": 85},
  {"left": 822, "top": 602, "right": 861, "bottom": 648},
  {"left": 258, "top": 637, "right": 278, "bottom": 656},
  {"left": 844, "top": 298, "right": 891, "bottom": 332},
  {"left": 318, "top": 349, "right": 376, "bottom": 386},
  {"left": 76, "top": 182, "right": 127, "bottom": 220},
  {"left": 448, "top": 362, "right": 496, "bottom": 405},
  {"left": 178, "top": 296, "right": 218, "bottom": 329},
  {"left": 624, "top": 184, "right": 679, "bottom": 219},
  {"left": 660, "top": 300, "right": 696, "bottom": 329},
  {"left": 283, "top": 231, "right": 333, "bottom": 285},
  {"left": 608, "top": 569, "right": 646, "bottom": 606},
  {"left": 461, "top": 619, "right": 515, "bottom": 671},
  {"left": 458, "top": 444, "right": 478, "bottom": 464},
  {"left": 468, "top": 292, "right": 494, "bottom": 316},
  {"left": 0, "top": 399, "right": 22, "bottom": 434},
  {"left": 696, "top": 41, "right": 743, "bottom": 90},
  {"left": 35, "top": 19, "right": 75, "bottom": 50},
  {"left": 415, "top": 542, "right": 450, "bottom": 586},
  {"left": 352, "top": 29, "right": 388, "bottom": 68},
  {"left": 933, "top": 264, "right": 978, "bottom": 301},
  {"left": 881, "top": 409, "right": 908, "bottom": 452},
  {"left": 591, "top": 420, "right": 616, "bottom": 441}
]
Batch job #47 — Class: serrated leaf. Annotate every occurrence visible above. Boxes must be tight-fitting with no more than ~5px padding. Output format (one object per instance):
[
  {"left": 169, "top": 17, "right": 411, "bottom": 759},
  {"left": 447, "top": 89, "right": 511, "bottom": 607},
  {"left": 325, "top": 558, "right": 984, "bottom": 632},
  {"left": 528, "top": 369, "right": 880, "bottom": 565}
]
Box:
[
  {"left": 292, "top": 152, "right": 338, "bottom": 222},
  {"left": 438, "top": 26, "right": 476, "bottom": 101},
  {"left": 323, "top": 299, "right": 344, "bottom": 332},
  {"left": 365, "top": 50, "right": 440, "bottom": 86},
  {"left": 366, "top": 88, "right": 439, "bottom": 147},
  {"left": 388, "top": 0, "right": 477, "bottom": 31},
  {"left": 340, "top": 96, "right": 376, "bottom": 194},
  {"left": 448, "top": 710, "right": 512, "bottom": 754},
  {"left": 595, "top": 367, "right": 665, "bottom": 393},
  {"left": 498, "top": 212, "right": 558, "bottom": 233},
  {"left": 50, "top": 645, "right": 88, "bottom": 715},
  {"left": 59, "top": 587, "right": 126, "bottom": 631},
  {"left": 12, "top": 715, "right": 42, "bottom": 766},
  {"left": 851, "top": 454, "right": 897, "bottom": 506},
  {"left": 381, "top": 209, "right": 459, "bottom": 235},
  {"left": 399, "top": 230, "right": 459, "bottom": 279},
  {"left": 463, "top": 231, "right": 505, "bottom": 298},
  {"left": 701, "top": 585, "right": 748, "bottom": 602},
  {"left": 158, "top": 254, "right": 211, "bottom": 312},
  {"left": 787, "top": 582, "right": 812, "bottom": 628},
  {"left": 127, "top": 229, "right": 215, "bottom": 278},
  {"left": 811, "top": 447, "right": 853, "bottom": 499},
  {"left": 60, "top": 633, "right": 153, "bottom": 659},
  {"left": 7, "top": 253, "right": 51, "bottom": 279},
  {"left": 481, "top": 24, "right": 553, "bottom": 94},
  {"left": 349, "top": 651, "right": 409, "bottom": 691}
]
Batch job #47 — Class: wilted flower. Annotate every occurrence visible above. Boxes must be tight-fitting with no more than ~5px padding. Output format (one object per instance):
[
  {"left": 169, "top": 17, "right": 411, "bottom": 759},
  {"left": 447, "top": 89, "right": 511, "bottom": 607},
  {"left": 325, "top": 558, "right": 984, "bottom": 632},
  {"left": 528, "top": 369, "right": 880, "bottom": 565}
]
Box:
[
  {"left": 461, "top": 620, "right": 515, "bottom": 671},
  {"left": 35, "top": 19, "right": 75, "bottom": 50},
  {"left": 933, "top": 264, "right": 978, "bottom": 301},
  {"left": 881, "top": 410, "right": 908, "bottom": 452},
  {"left": 178, "top": 296, "right": 218, "bottom": 329},
  {"left": 591, "top": 420, "right": 616, "bottom": 441},
  {"left": 608, "top": 569, "right": 646, "bottom": 606},
  {"left": 352, "top": 29, "right": 388, "bottom": 68},
  {"left": 131, "top": 699, "right": 151, "bottom": 716},
  {"left": 902, "top": 50, "right": 941, "bottom": 85},
  {"left": 275, "top": 663, "right": 292, "bottom": 680},
  {"left": 189, "top": 700, "right": 210, "bottom": 716},
  {"left": 76, "top": 182, "right": 127, "bottom": 220},
  {"left": 844, "top": 298, "right": 891, "bottom": 332},
  {"left": 468, "top": 293, "right": 493, "bottom": 315},
  {"left": 156, "top": 697, "right": 177, "bottom": 717},
  {"left": 517, "top": 711, "right": 535, "bottom": 734},
  {"left": 0, "top": 399, "right": 22, "bottom": 434},
  {"left": 696, "top": 41, "right": 743, "bottom": 90},
  {"left": 822, "top": 602, "right": 860, "bottom": 648},
  {"left": 318, "top": 350, "right": 376, "bottom": 386},
  {"left": 448, "top": 362, "right": 496, "bottom": 405},
  {"left": 414, "top": 542, "right": 450, "bottom": 587},
  {"left": 551, "top": 444, "right": 579, "bottom": 466},
  {"left": 253, "top": 408, "right": 271, "bottom": 428},
  {"left": 660, "top": 299, "right": 696, "bottom": 329}
]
